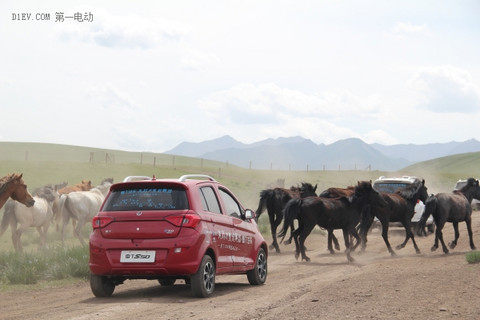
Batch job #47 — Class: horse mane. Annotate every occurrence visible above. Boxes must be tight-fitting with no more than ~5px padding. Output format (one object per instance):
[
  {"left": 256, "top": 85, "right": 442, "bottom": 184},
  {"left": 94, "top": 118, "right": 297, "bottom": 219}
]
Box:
[
  {"left": 0, "top": 173, "right": 22, "bottom": 194},
  {"left": 396, "top": 178, "right": 423, "bottom": 199}
]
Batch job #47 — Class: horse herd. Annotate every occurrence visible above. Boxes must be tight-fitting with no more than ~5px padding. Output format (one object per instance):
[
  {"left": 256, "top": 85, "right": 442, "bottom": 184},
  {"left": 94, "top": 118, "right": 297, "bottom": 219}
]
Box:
[
  {"left": 256, "top": 177, "right": 480, "bottom": 262},
  {"left": 0, "top": 173, "right": 113, "bottom": 252},
  {"left": 1, "top": 172, "right": 480, "bottom": 261}
]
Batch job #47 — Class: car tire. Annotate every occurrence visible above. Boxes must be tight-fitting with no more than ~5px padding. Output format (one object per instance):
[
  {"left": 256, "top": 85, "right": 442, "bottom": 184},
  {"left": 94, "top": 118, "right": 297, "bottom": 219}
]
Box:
[
  {"left": 247, "top": 248, "right": 267, "bottom": 285},
  {"left": 158, "top": 279, "right": 176, "bottom": 286},
  {"left": 191, "top": 255, "right": 215, "bottom": 298},
  {"left": 90, "top": 274, "right": 115, "bottom": 297}
]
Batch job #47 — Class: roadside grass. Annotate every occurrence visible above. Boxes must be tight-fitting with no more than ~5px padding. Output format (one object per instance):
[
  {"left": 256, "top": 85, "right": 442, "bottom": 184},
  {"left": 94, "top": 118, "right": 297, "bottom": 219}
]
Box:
[
  {"left": 465, "top": 251, "right": 480, "bottom": 264},
  {"left": 0, "top": 245, "right": 89, "bottom": 285}
]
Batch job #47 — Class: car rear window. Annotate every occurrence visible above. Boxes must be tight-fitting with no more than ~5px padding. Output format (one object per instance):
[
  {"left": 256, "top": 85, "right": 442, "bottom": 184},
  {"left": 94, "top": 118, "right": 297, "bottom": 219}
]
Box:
[
  {"left": 373, "top": 183, "right": 408, "bottom": 193},
  {"left": 102, "top": 186, "right": 189, "bottom": 211}
]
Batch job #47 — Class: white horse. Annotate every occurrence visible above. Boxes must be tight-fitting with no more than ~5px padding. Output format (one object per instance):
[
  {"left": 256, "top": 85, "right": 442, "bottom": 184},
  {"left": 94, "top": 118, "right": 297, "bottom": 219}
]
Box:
[
  {"left": 59, "top": 180, "right": 112, "bottom": 245},
  {"left": 0, "top": 194, "right": 55, "bottom": 252}
]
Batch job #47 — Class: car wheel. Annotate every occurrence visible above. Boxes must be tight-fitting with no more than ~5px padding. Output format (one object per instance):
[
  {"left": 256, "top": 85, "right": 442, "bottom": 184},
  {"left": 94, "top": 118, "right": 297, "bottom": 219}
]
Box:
[
  {"left": 247, "top": 248, "right": 267, "bottom": 285},
  {"left": 191, "top": 255, "right": 215, "bottom": 298},
  {"left": 158, "top": 279, "right": 176, "bottom": 286},
  {"left": 90, "top": 274, "right": 115, "bottom": 297}
]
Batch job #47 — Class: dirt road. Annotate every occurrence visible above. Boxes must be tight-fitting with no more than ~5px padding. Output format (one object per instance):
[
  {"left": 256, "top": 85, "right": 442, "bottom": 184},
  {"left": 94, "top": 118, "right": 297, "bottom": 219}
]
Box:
[{"left": 1, "top": 218, "right": 480, "bottom": 320}]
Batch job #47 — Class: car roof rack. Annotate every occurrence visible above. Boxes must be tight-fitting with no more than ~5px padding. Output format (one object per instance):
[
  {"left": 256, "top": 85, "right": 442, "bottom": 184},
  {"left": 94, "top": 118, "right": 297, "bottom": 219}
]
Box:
[
  {"left": 178, "top": 174, "right": 216, "bottom": 182},
  {"left": 123, "top": 176, "right": 154, "bottom": 182}
]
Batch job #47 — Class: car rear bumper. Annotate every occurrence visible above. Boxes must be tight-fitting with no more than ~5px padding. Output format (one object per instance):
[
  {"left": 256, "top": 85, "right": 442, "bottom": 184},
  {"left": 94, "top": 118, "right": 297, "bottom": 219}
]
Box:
[{"left": 89, "top": 229, "right": 207, "bottom": 276}]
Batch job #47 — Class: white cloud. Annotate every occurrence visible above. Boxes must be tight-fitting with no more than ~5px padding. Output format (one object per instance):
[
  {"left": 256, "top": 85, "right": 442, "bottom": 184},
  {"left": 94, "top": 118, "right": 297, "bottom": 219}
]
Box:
[
  {"left": 409, "top": 65, "right": 480, "bottom": 113},
  {"left": 180, "top": 48, "right": 220, "bottom": 71},
  {"left": 196, "top": 83, "right": 389, "bottom": 145},
  {"left": 363, "top": 130, "right": 398, "bottom": 145},
  {"left": 57, "top": 10, "right": 191, "bottom": 49},
  {"left": 392, "top": 22, "right": 431, "bottom": 36},
  {"left": 199, "top": 83, "right": 382, "bottom": 124}
]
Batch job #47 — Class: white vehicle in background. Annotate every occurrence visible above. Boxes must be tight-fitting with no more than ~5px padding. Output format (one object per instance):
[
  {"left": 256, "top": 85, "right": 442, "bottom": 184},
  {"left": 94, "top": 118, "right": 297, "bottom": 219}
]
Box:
[
  {"left": 454, "top": 179, "right": 480, "bottom": 210},
  {"left": 371, "top": 176, "right": 435, "bottom": 233}
]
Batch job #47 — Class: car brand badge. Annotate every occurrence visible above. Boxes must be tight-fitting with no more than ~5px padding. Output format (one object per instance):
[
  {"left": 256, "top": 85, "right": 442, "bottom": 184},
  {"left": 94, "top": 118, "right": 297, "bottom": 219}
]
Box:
[
  {"left": 164, "top": 229, "right": 175, "bottom": 234},
  {"left": 136, "top": 211, "right": 143, "bottom": 216}
]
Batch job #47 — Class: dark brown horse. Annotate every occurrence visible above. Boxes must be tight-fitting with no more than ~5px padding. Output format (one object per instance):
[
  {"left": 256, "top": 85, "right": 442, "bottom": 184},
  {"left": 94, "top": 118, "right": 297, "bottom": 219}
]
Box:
[
  {"left": 0, "top": 173, "right": 35, "bottom": 210},
  {"left": 355, "top": 179, "right": 429, "bottom": 256},
  {"left": 279, "top": 194, "right": 367, "bottom": 263},
  {"left": 318, "top": 186, "right": 356, "bottom": 253},
  {"left": 255, "top": 182, "right": 317, "bottom": 253},
  {"left": 418, "top": 178, "right": 480, "bottom": 254}
]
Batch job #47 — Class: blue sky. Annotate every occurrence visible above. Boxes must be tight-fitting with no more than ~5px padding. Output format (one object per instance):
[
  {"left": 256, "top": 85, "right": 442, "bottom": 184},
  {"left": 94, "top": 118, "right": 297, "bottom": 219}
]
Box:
[{"left": 1, "top": 0, "right": 479, "bottom": 152}]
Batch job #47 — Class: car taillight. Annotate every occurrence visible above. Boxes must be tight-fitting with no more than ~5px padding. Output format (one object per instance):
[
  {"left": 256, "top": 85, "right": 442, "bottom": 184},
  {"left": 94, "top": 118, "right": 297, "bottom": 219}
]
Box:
[
  {"left": 166, "top": 214, "right": 201, "bottom": 228},
  {"left": 92, "top": 216, "right": 114, "bottom": 229}
]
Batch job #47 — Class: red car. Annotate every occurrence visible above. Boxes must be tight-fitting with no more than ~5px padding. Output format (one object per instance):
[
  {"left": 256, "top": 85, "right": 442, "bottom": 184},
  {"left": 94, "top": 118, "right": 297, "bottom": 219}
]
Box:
[{"left": 89, "top": 174, "right": 268, "bottom": 298}]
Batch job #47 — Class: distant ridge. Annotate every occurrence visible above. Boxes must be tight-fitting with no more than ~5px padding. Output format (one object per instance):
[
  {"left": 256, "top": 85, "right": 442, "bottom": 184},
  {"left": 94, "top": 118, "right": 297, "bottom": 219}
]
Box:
[{"left": 165, "top": 136, "right": 480, "bottom": 172}]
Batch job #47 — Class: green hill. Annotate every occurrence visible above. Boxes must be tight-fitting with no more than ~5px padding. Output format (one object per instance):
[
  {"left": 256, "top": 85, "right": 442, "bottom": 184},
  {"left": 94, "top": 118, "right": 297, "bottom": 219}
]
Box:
[
  {"left": 1, "top": 142, "right": 479, "bottom": 205},
  {"left": 400, "top": 151, "right": 480, "bottom": 193}
]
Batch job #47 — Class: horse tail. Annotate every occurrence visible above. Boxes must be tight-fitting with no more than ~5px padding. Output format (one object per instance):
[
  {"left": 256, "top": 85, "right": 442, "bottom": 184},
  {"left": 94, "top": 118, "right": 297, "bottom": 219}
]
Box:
[
  {"left": 278, "top": 198, "right": 302, "bottom": 240},
  {"left": 0, "top": 199, "right": 16, "bottom": 237},
  {"left": 55, "top": 194, "right": 67, "bottom": 228},
  {"left": 417, "top": 195, "right": 437, "bottom": 236},
  {"left": 60, "top": 195, "right": 74, "bottom": 240},
  {"left": 255, "top": 189, "right": 273, "bottom": 221}
]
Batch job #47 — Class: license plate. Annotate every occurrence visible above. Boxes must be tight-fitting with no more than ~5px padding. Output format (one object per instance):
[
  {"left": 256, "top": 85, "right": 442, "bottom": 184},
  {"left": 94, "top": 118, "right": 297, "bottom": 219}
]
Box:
[{"left": 120, "top": 250, "right": 156, "bottom": 263}]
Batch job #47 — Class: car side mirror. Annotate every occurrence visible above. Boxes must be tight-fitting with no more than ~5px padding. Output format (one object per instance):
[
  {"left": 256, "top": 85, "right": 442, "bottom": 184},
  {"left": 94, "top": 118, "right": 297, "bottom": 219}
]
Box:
[{"left": 245, "top": 209, "right": 255, "bottom": 220}]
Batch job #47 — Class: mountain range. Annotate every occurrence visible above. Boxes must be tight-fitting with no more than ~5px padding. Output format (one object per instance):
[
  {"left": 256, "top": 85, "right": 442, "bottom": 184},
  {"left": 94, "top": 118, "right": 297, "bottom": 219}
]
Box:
[{"left": 165, "top": 136, "right": 480, "bottom": 172}]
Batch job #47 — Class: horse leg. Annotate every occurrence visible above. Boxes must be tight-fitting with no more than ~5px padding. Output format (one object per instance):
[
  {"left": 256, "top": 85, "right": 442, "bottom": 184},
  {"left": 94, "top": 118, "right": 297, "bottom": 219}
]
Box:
[
  {"left": 359, "top": 215, "right": 374, "bottom": 252},
  {"left": 61, "top": 211, "right": 70, "bottom": 243},
  {"left": 342, "top": 229, "right": 354, "bottom": 262},
  {"left": 448, "top": 222, "right": 460, "bottom": 250},
  {"left": 331, "top": 232, "right": 340, "bottom": 251},
  {"left": 396, "top": 222, "right": 421, "bottom": 254},
  {"left": 298, "top": 224, "right": 315, "bottom": 262},
  {"left": 283, "top": 221, "right": 295, "bottom": 245},
  {"left": 268, "top": 212, "right": 281, "bottom": 253},
  {"left": 435, "top": 225, "right": 449, "bottom": 254},
  {"left": 74, "top": 218, "right": 87, "bottom": 246},
  {"left": 465, "top": 218, "right": 476, "bottom": 250},
  {"left": 327, "top": 230, "right": 335, "bottom": 254},
  {"left": 350, "top": 228, "right": 361, "bottom": 252},
  {"left": 11, "top": 229, "right": 21, "bottom": 252},
  {"left": 292, "top": 225, "right": 304, "bottom": 259},
  {"left": 379, "top": 219, "right": 396, "bottom": 256},
  {"left": 13, "top": 227, "right": 26, "bottom": 252},
  {"left": 292, "top": 227, "right": 301, "bottom": 260}
]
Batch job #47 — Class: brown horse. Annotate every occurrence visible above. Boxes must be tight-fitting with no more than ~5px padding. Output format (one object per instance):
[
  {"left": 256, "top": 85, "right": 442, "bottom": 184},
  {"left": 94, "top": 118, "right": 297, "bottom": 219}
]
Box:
[
  {"left": 57, "top": 180, "right": 92, "bottom": 194},
  {"left": 418, "top": 178, "right": 480, "bottom": 254},
  {"left": 0, "top": 173, "right": 35, "bottom": 210},
  {"left": 279, "top": 195, "right": 365, "bottom": 263},
  {"left": 355, "top": 179, "right": 429, "bottom": 256},
  {"left": 318, "top": 186, "right": 357, "bottom": 253}
]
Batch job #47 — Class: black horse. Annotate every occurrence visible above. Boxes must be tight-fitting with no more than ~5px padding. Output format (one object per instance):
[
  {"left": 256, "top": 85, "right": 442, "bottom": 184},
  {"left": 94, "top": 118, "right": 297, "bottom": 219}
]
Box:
[
  {"left": 278, "top": 189, "right": 377, "bottom": 263},
  {"left": 355, "top": 179, "right": 429, "bottom": 256},
  {"left": 418, "top": 178, "right": 480, "bottom": 254},
  {"left": 318, "top": 186, "right": 356, "bottom": 253},
  {"left": 255, "top": 182, "right": 317, "bottom": 253}
]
